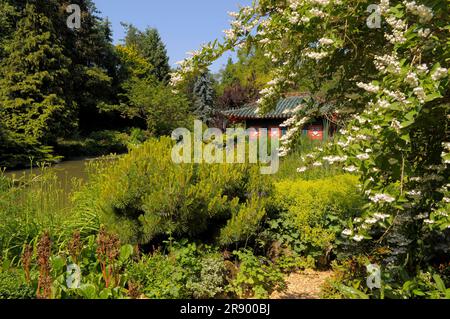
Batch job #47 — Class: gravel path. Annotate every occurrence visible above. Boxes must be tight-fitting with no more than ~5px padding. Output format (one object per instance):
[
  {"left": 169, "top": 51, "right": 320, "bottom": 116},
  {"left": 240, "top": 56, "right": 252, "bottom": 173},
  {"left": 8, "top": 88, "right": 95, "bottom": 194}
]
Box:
[{"left": 271, "top": 270, "right": 334, "bottom": 299}]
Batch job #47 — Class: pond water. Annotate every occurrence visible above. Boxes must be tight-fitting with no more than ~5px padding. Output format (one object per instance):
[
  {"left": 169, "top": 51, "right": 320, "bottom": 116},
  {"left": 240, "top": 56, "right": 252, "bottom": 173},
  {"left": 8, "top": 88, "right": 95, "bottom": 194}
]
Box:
[{"left": 4, "top": 157, "right": 93, "bottom": 183}]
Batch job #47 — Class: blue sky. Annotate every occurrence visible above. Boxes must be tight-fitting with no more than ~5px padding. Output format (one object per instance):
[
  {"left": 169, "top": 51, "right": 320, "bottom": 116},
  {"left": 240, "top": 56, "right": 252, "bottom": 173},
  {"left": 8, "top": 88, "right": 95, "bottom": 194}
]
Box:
[{"left": 94, "top": 0, "right": 252, "bottom": 73}]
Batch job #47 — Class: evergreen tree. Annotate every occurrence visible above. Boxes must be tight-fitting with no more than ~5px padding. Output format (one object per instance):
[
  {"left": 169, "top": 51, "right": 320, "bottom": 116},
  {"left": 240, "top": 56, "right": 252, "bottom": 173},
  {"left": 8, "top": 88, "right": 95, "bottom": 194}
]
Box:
[
  {"left": 193, "top": 72, "right": 215, "bottom": 124},
  {"left": 139, "top": 28, "right": 171, "bottom": 83},
  {"left": 0, "top": 1, "right": 17, "bottom": 59},
  {"left": 0, "top": 3, "right": 73, "bottom": 149},
  {"left": 59, "top": 0, "right": 118, "bottom": 132},
  {"left": 123, "top": 24, "right": 171, "bottom": 83}
]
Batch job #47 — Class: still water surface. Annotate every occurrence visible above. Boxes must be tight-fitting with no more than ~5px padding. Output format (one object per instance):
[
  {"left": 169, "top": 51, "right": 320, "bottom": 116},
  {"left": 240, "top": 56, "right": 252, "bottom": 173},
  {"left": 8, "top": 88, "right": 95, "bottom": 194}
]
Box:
[{"left": 5, "top": 157, "right": 92, "bottom": 183}]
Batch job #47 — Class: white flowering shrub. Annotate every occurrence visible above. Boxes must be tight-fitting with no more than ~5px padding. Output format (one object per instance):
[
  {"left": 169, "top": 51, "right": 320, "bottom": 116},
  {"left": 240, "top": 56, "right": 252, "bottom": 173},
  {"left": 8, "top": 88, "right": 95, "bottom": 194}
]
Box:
[{"left": 172, "top": 0, "right": 449, "bottom": 293}]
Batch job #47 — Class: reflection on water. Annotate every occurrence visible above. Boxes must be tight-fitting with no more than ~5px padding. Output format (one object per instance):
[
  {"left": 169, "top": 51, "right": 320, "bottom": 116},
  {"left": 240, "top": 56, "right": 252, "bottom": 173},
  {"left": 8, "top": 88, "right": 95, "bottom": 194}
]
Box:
[
  {"left": 5, "top": 157, "right": 93, "bottom": 182},
  {"left": 3, "top": 158, "right": 96, "bottom": 199},
  {"left": 0, "top": 155, "right": 118, "bottom": 208}
]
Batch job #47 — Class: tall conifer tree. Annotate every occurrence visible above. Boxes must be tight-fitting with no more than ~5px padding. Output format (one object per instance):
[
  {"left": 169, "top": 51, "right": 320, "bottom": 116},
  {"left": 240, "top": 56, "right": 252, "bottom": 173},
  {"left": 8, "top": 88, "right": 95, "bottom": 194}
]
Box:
[
  {"left": 123, "top": 24, "right": 171, "bottom": 83},
  {"left": 0, "top": 3, "right": 73, "bottom": 148},
  {"left": 193, "top": 72, "right": 215, "bottom": 124}
]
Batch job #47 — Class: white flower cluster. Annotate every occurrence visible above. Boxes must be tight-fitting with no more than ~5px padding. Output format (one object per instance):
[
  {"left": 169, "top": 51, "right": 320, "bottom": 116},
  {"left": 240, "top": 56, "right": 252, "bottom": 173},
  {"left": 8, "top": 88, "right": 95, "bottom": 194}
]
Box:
[
  {"left": 353, "top": 114, "right": 371, "bottom": 125},
  {"left": 267, "top": 77, "right": 285, "bottom": 87},
  {"left": 289, "top": 0, "right": 301, "bottom": 10},
  {"left": 369, "top": 193, "right": 396, "bottom": 203},
  {"left": 349, "top": 213, "right": 391, "bottom": 234},
  {"left": 223, "top": 28, "right": 236, "bottom": 41},
  {"left": 357, "top": 153, "right": 370, "bottom": 161},
  {"left": 318, "top": 38, "right": 334, "bottom": 46},
  {"left": 304, "top": 50, "right": 328, "bottom": 60},
  {"left": 289, "top": 12, "right": 301, "bottom": 24},
  {"left": 405, "top": 72, "right": 419, "bottom": 87},
  {"left": 301, "top": 16, "right": 311, "bottom": 23},
  {"left": 313, "top": 161, "right": 323, "bottom": 167},
  {"left": 343, "top": 165, "right": 358, "bottom": 173},
  {"left": 407, "top": 190, "right": 422, "bottom": 197},
  {"left": 342, "top": 229, "right": 353, "bottom": 236},
  {"left": 443, "top": 142, "right": 450, "bottom": 151},
  {"left": 390, "top": 119, "right": 402, "bottom": 132},
  {"left": 385, "top": 16, "right": 407, "bottom": 44},
  {"left": 323, "top": 155, "right": 348, "bottom": 164},
  {"left": 413, "top": 87, "right": 426, "bottom": 103},
  {"left": 278, "top": 147, "right": 290, "bottom": 157},
  {"left": 379, "top": 0, "right": 390, "bottom": 14},
  {"left": 378, "top": 99, "right": 391, "bottom": 109},
  {"left": 404, "top": 1, "right": 433, "bottom": 23},
  {"left": 374, "top": 53, "right": 401, "bottom": 74},
  {"left": 443, "top": 142, "right": 450, "bottom": 164},
  {"left": 417, "top": 28, "right": 431, "bottom": 38},
  {"left": 356, "top": 82, "right": 379, "bottom": 93},
  {"left": 279, "top": 115, "right": 311, "bottom": 156},
  {"left": 309, "top": 8, "right": 327, "bottom": 18},
  {"left": 170, "top": 73, "right": 184, "bottom": 87},
  {"left": 373, "top": 213, "right": 390, "bottom": 220},
  {"left": 431, "top": 67, "right": 448, "bottom": 81},
  {"left": 308, "top": 0, "right": 330, "bottom": 5},
  {"left": 416, "top": 63, "right": 429, "bottom": 74},
  {"left": 383, "top": 89, "right": 407, "bottom": 103},
  {"left": 280, "top": 116, "right": 298, "bottom": 128},
  {"left": 227, "top": 11, "right": 239, "bottom": 19}
]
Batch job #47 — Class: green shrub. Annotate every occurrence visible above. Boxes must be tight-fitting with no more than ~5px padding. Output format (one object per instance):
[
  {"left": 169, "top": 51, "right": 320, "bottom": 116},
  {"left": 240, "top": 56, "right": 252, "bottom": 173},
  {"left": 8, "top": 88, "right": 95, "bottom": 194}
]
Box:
[
  {"left": 128, "top": 252, "right": 188, "bottom": 299},
  {"left": 266, "top": 175, "right": 363, "bottom": 261},
  {"left": 323, "top": 257, "right": 450, "bottom": 299},
  {"left": 219, "top": 198, "right": 267, "bottom": 245},
  {"left": 127, "top": 241, "right": 226, "bottom": 299},
  {"left": 226, "top": 249, "right": 286, "bottom": 299},
  {"left": 0, "top": 271, "right": 35, "bottom": 299},
  {"left": 56, "top": 130, "right": 132, "bottom": 158},
  {"left": 187, "top": 255, "right": 226, "bottom": 299},
  {"left": 72, "top": 137, "right": 273, "bottom": 246}
]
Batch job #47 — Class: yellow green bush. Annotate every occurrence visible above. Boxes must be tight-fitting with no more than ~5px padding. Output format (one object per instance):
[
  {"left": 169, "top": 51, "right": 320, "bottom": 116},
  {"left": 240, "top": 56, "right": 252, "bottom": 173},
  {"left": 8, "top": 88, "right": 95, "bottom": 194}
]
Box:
[
  {"left": 72, "top": 137, "right": 273, "bottom": 246},
  {"left": 269, "top": 175, "right": 364, "bottom": 259}
]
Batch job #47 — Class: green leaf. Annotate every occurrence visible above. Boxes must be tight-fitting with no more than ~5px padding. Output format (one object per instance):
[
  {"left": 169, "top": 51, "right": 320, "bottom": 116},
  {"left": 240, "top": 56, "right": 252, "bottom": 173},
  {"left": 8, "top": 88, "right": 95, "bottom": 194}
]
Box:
[
  {"left": 119, "top": 244, "right": 134, "bottom": 262},
  {"left": 99, "top": 288, "right": 112, "bottom": 299},
  {"left": 51, "top": 256, "right": 66, "bottom": 273},
  {"left": 413, "top": 289, "right": 425, "bottom": 296},
  {"left": 78, "top": 284, "right": 98, "bottom": 299},
  {"left": 335, "top": 284, "right": 370, "bottom": 299},
  {"left": 433, "top": 275, "right": 446, "bottom": 293}
]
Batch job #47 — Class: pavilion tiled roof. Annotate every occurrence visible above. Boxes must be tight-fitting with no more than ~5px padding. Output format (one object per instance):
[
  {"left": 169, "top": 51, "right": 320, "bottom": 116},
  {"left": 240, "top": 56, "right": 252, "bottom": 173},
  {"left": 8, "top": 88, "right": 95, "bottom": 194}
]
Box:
[{"left": 222, "top": 96, "right": 311, "bottom": 120}]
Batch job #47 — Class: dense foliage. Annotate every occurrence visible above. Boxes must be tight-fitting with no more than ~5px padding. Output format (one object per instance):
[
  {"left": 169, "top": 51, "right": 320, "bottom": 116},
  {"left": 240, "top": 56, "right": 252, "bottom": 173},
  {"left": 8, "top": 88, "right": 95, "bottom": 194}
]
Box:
[
  {"left": 172, "top": 0, "right": 449, "bottom": 298},
  {"left": 0, "top": 0, "right": 448, "bottom": 300},
  {"left": 72, "top": 137, "right": 273, "bottom": 246},
  {"left": 0, "top": 0, "right": 193, "bottom": 168}
]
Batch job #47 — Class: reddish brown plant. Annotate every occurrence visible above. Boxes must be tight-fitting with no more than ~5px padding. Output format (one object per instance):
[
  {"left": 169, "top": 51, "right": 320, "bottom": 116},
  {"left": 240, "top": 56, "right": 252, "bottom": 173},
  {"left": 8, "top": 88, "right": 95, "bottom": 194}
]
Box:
[
  {"left": 96, "top": 227, "right": 121, "bottom": 288},
  {"left": 36, "top": 232, "right": 52, "bottom": 299},
  {"left": 21, "top": 244, "right": 33, "bottom": 284},
  {"left": 68, "top": 231, "right": 82, "bottom": 264}
]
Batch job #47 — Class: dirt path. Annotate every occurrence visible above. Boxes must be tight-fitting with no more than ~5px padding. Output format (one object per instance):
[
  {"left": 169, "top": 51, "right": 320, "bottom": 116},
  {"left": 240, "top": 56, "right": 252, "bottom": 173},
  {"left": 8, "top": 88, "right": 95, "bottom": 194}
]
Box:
[{"left": 271, "top": 270, "right": 334, "bottom": 299}]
